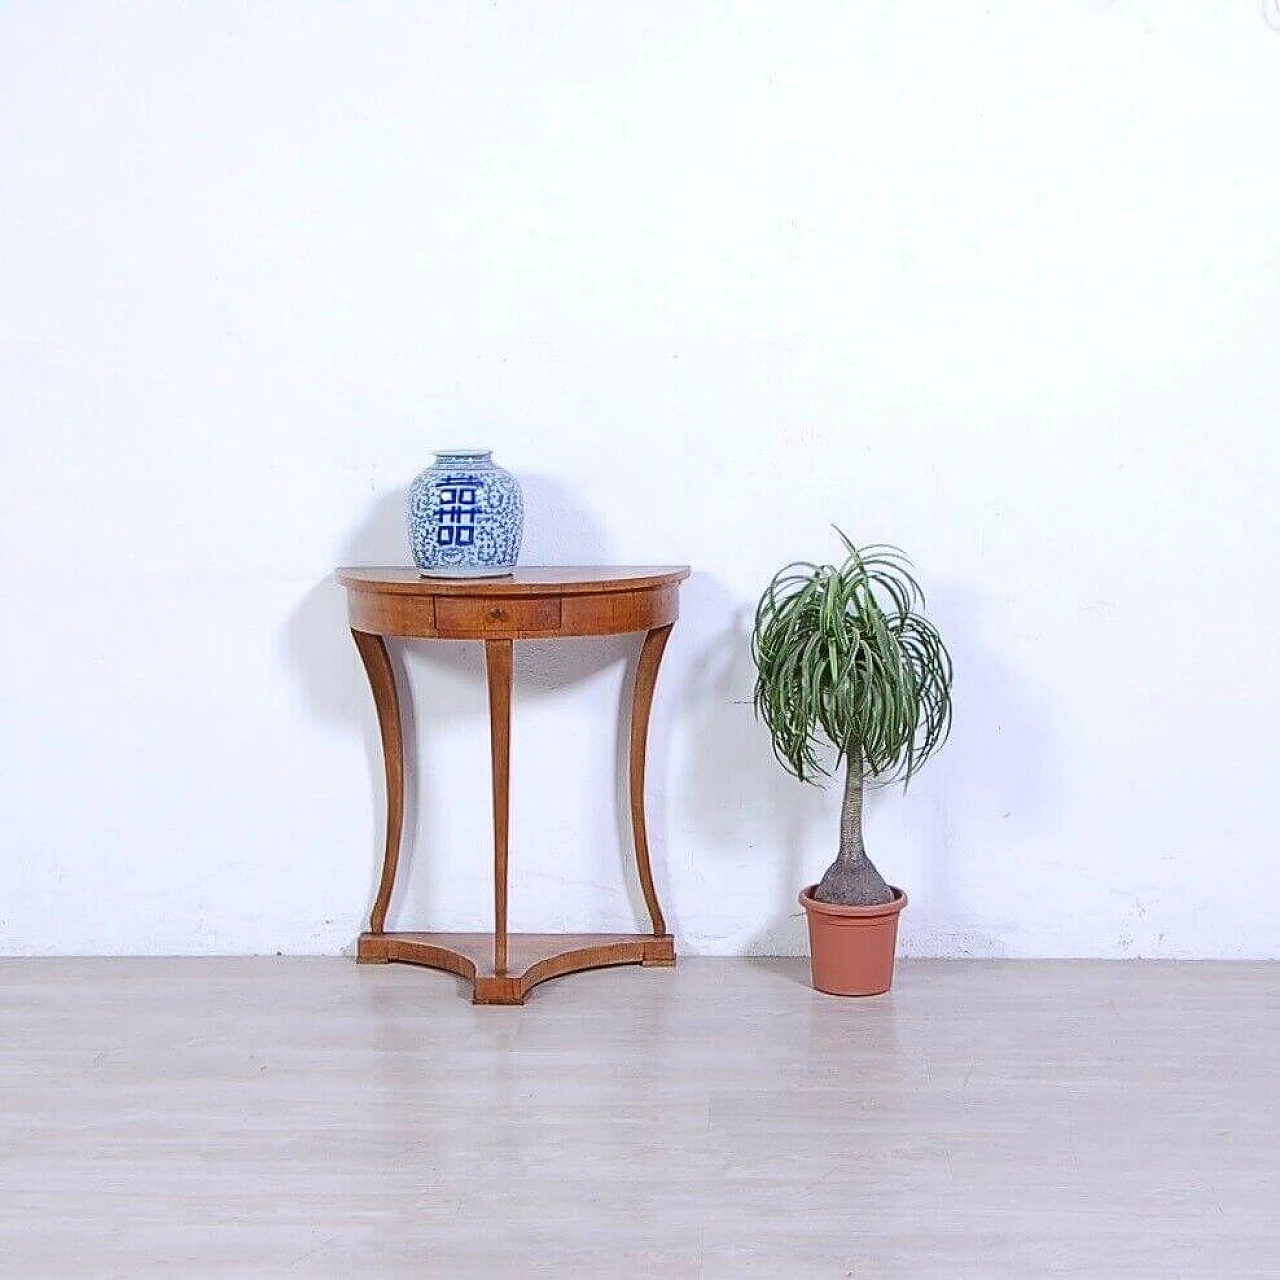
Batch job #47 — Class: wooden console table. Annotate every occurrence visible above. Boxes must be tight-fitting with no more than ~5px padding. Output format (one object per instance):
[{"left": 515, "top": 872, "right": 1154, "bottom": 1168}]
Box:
[{"left": 337, "top": 566, "right": 690, "bottom": 1004}]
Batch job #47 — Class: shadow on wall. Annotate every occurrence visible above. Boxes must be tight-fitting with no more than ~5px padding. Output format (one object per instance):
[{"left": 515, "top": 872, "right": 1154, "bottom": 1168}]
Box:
[
  {"left": 889, "top": 581, "right": 1060, "bottom": 959},
  {"left": 284, "top": 474, "right": 660, "bottom": 939},
  {"left": 285, "top": 484, "right": 418, "bottom": 941},
  {"left": 670, "top": 575, "right": 831, "bottom": 958}
]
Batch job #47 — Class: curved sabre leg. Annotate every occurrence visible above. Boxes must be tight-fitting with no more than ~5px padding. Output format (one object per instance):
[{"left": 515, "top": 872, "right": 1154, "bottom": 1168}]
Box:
[
  {"left": 629, "top": 623, "right": 674, "bottom": 936},
  {"left": 351, "top": 629, "right": 405, "bottom": 934}
]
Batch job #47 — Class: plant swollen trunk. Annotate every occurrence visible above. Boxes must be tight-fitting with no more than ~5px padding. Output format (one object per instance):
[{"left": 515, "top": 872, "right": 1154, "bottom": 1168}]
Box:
[{"left": 813, "top": 744, "right": 894, "bottom": 907}]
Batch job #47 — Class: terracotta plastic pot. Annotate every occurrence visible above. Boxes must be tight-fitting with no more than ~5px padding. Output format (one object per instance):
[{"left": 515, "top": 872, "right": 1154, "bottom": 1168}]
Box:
[{"left": 799, "top": 884, "right": 908, "bottom": 996}]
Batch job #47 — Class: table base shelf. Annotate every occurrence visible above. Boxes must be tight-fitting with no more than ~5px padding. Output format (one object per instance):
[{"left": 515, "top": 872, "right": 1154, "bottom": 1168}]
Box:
[{"left": 357, "top": 931, "right": 675, "bottom": 1005}]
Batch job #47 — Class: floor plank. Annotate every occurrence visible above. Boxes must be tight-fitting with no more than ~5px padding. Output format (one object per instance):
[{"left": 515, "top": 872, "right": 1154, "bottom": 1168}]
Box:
[{"left": 1, "top": 958, "right": 1276, "bottom": 1277}]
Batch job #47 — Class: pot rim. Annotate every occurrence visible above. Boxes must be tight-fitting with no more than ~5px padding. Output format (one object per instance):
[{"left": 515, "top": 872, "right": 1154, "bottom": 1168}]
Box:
[{"left": 799, "top": 884, "right": 908, "bottom": 919}]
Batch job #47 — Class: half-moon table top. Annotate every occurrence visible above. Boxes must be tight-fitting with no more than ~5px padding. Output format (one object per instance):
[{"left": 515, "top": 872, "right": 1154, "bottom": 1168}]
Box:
[
  {"left": 336, "top": 566, "right": 691, "bottom": 640},
  {"left": 336, "top": 567, "right": 690, "bottom": 596}
]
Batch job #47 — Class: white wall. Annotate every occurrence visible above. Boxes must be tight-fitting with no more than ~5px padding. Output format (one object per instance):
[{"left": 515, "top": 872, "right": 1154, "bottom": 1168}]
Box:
[{"left": 3, "top": 1, "right": 1279, "bottom": 959}]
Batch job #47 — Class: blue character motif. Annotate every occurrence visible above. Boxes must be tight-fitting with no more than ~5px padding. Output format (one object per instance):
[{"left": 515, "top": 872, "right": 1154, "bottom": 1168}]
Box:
[{"left": 436, "top": 485, "right": 479, "bottom": 546}]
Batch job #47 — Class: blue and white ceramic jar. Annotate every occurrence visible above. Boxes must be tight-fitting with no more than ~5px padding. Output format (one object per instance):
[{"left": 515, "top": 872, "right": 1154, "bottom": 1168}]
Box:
[{"left": 408, "top": 449, "right": 524, "bottom": 578}]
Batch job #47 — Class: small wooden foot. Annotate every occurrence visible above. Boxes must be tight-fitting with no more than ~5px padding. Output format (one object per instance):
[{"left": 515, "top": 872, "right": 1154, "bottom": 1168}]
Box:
[
  {"left": 357, "top": 934, "right": 391, "bottom": 963},
  {"left": 473, "top": 975, "right": 527, "bottom": 1006}
]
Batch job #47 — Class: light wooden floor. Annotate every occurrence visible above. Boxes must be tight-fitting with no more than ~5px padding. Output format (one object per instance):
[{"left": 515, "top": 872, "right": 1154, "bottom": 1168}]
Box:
[{"left": 1, "top": 958, "right": 1276, "bottom": 1278}]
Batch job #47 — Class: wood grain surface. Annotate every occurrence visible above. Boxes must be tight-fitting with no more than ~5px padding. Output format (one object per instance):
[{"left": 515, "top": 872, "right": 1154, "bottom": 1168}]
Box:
[{"left": 338, "top": 566, "right": 689, "bottom": 595}]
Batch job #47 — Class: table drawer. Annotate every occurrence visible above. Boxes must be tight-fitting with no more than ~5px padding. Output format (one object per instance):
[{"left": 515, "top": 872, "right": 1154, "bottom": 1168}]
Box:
[{"left": 435, "top": 596, "right": 562, "bottom": 636}]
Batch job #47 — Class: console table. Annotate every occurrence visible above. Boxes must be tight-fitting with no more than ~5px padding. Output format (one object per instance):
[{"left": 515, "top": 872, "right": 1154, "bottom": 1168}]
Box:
[{"left": 337, "top": 566, "right": 690, "bottom": 1004}]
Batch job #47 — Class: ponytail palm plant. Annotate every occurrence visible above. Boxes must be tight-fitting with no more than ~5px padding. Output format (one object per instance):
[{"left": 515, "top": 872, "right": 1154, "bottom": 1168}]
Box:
[{"left": 751, "top": 532, "right": 953, "bottom": 907}]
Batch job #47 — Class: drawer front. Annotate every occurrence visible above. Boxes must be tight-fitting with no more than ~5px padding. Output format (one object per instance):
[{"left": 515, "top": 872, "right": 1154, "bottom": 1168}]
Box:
[
  {"left": 435, "top": 596, "right": 562, "bottom": 636},
  {"left": 348, "top": 591, "right": 436, "bottom": 637}
]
